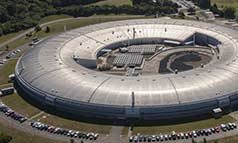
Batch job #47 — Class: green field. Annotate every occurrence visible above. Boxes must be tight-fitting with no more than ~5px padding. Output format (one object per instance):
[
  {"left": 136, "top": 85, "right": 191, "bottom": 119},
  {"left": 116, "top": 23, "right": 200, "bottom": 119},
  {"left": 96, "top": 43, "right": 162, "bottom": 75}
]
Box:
[
  {"left": 0, "top": 59, "right": 18, "bottom": 85},
  {"left": 0, "top": 31, "right": 25, "bottom": 46},
  {"left": 91, "top": 0, "right": 132, "bottom": 6},
  {"left": 211, "top": 0, "right": 238, "bottom": 8},
  {"left": 1, "top": 93, "right": 41, "bottom": 117},
  {"left": 131, "top": 115, "right": 236, "bottom": 135}
]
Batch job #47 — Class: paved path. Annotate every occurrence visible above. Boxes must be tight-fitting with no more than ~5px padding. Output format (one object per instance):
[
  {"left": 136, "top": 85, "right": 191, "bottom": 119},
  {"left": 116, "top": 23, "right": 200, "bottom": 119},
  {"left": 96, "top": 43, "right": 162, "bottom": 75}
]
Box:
[
  {"left": 100, "top": 126, "right": 124, "bottom": 143},
  {"left": 0, "top": 18, "right": 72, "bottom": 50},
  {"left": 0, "top": 15, "right": 143, "bottom": 50},
  {"left": 29, "top": 111, "right": 44, "bottom": 120},
  {"left": 128, "top": 126, "right": 133, "bottom": 137}
]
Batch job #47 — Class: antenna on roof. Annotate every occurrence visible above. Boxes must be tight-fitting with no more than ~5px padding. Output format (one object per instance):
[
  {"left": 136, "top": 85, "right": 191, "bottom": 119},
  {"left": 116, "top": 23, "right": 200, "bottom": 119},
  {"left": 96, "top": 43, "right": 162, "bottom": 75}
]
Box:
[
  {"left": 128, "top": 37, "right": 130, "bottom": 46},
  {"left": 132, "top": 91, "right": 135, "bottom": 108},
  {"left": 193, "top": 34, "right": 196, "bottom": 46},
  {"left": 133, "top": 28, "right": 136, "bottom": 39}
]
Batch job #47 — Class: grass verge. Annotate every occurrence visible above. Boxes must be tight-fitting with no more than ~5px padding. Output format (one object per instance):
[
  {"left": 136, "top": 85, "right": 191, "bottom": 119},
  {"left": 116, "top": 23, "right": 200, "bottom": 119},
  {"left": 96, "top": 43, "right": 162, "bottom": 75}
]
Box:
[
  {"left": 0, "top": 59, "right": 18, "bottom": 85},
  {"left": 1, "top": 93, "right": 41, "bottom": 117}
]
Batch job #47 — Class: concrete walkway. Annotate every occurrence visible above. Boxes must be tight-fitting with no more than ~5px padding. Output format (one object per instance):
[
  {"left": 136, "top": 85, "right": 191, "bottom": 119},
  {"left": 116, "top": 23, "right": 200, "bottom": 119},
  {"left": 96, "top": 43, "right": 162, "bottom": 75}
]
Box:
[
  {"left": 29, "top": 111, "right": 44, "bottom": 120},
  {"left": 101, "top": 126, "right": 124, "bottom": 143}
]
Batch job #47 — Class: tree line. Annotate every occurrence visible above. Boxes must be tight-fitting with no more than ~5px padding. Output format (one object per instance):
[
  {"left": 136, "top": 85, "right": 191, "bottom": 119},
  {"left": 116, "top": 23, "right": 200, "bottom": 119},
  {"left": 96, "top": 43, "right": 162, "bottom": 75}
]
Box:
[
  {"left": 60, "top": 4, "right": 178, "bottom": 17},
  {"left": 0, "top": 0, "right": 179, "bottom": 37},
  {"left": 210, "top": 4, "right": 237, "bottom": 19},
  {"left": 191, "top": 0, "right": 237, "bottom": 19}
]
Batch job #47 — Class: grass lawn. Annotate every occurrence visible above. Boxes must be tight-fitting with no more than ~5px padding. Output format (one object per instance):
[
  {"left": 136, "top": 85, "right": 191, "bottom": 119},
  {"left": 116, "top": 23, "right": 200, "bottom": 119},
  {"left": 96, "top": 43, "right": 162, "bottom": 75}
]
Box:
[
  {"left": 35, "top": 113, "right": 112, "bottom": 134},
  {"left": 0, "top": 120, "right": 66, "bottom": 143},
  {"left": 3, "top": 16, "right": 146, "bottom": 52},
  {"left": 1, "top": 93, "right": 41, "bottom": 117},
  {"left": 36, "top": 16, "right": 145, "bottom": 37},
  {"left": 211, "top": 0, "right": 238, "bottom": 8},
  {"left": 90, "top": 0, "right": 132, "bottom": 6},
  {"left": 0, "top": 59, "right": 18, "bottom": 85},
  {"left": 0, "top": 31, "right": 25, "bottom": 46},
  {"left": 39, "top": 14, "right": 73, "bottom": 24},
  {"left": 131, "top": 115, "right": 236, "bottom": 135}
]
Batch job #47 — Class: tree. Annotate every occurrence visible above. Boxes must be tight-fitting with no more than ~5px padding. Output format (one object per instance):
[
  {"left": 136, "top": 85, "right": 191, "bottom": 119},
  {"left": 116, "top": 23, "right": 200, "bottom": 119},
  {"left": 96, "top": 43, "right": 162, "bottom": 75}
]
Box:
[
  {"left": 192, "top": 138, "right": 197, "bottom": 143},
  {"left": 223, "top": 7, "right": 236, "bottom": 19},
  {"left": 0, "top": 6, "right": 9, "bottom": 23},
  {"left": 199, "top": 0, "right": 211, "bottom": 9},
  {"left": 0, "top": 27, "right": 3, "bottom": 36},
  {"left": 5, "top": 45, "right": 9, "bottom": 52},
  {"left": 178, "top": 11, "right": 185, "bottom": 19},
  {"left": 26, "top": 32, "right": 33, "bottom": 38},
  {"left": 210, "top": 3, "right": 224, "bottom": 17},
  {"left": 45, "top": 26, "right": 50, "bottom": 33},
  {"left": 236, "top": 9, "right": 238, "bottom": 20},
  {"left": 203, "top": 138, "right": 207, "bottom": 143},
  {"left": 0, "top": 132, "right": 12, "bottom": 143},
  {"left": 70, "top": 139, "right": 74, "bottom": 143},
  {"left": 34, "top": 25, "right": 42, "bottom": 32},
  {"left": 0, "top": 0, "right": 179, "bottom": 36}
]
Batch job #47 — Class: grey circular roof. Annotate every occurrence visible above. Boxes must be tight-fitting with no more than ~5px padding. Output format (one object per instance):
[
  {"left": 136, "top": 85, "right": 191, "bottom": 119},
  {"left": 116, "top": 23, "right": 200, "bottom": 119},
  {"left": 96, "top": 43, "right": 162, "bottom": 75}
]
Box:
[{"left": 16, "top": 18, "right": 238, "bottom": 107}]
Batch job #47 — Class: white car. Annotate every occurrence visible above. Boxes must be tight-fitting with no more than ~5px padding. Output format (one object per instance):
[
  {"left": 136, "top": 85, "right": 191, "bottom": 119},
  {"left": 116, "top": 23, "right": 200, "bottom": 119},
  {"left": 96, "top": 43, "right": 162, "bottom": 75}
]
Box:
[
  {"left": 0, "top": 60, "right": 5, "bottom": 64},
  {"left": 192, "top": 131, "right": 197, "bottom": 137},
  {"left": 94, "top": 133, "right": 99, "bottom": 140}
]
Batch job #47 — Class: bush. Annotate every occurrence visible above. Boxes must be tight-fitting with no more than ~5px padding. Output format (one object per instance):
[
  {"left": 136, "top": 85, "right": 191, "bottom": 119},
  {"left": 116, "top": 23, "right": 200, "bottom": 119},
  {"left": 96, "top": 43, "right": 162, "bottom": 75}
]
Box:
[
  {"left": 0, "top": 132, "right": 12, "bottom": 143},
  {"left": 223, "top": 7, "right": 236, "bottom": 19}
]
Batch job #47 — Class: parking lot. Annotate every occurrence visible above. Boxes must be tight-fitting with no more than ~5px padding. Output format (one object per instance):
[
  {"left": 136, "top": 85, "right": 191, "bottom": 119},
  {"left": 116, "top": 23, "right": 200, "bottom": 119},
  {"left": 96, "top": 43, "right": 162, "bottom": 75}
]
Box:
[
  {"left": 0, "top": 101, "right": 100, "bottom": 141},
  {"left": 0, "top": 102, "right": 27, "bottom": 123},
  {"left": 30, "top": 121, "right": 99, "bottom": 141},
  {"left": 129, "top": 123, "right": 237, "bottom": 142}
]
